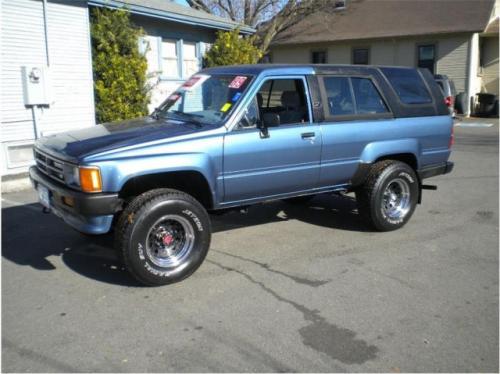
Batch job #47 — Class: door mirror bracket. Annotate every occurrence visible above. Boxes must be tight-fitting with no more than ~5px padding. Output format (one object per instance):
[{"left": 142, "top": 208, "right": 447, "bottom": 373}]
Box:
[{"left": 257, "top": 119, "right": 269, "bottom": 138}]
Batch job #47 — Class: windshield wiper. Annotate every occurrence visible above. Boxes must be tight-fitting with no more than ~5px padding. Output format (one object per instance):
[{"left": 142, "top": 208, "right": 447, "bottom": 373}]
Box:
[{"left": 167, "top": 111, "right": 204, "bottom": 127}]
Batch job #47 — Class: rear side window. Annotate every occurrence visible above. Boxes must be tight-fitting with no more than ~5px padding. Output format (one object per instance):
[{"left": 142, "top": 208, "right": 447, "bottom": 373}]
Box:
[
  {"left": 321, "top": 76, "right": 389, "bottom": 117},
  {"left": 351, "top": 78, "right": 388, "bottom": 114},
  {"left": 323, "top": 77, "right": 355, "bottom": 116},
  {"left": 381, "top": 67, "right": 432, "bottom": 105}
]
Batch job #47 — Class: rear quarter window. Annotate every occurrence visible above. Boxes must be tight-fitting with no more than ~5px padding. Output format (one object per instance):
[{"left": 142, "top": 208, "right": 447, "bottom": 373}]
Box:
[{"left": 381, "top": 67, "right": 433, "bottom": 105}]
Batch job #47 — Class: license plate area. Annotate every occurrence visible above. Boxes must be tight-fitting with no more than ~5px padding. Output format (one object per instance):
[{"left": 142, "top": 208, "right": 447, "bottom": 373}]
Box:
[{"left": 37, "top": 184, "right": 51, "bottom": 209}]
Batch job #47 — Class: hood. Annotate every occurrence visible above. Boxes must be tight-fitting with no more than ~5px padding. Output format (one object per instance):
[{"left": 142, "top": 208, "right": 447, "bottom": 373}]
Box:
[{"left": 36, "top": 117, "right": 215, "bottom": 162}]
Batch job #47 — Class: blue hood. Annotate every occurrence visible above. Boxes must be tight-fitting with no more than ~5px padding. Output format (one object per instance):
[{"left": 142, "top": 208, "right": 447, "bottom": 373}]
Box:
[{"left": 36, "top": 117, "right": 214, "bottom": 162}]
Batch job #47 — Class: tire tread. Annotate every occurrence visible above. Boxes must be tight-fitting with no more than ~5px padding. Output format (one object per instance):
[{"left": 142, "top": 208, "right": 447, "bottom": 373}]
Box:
[
  {"left": 114, "top": 188, "right": 209, "bottom": 285},
  {"left": 356, "top": 160, "right": 416, "bottom": 231}
]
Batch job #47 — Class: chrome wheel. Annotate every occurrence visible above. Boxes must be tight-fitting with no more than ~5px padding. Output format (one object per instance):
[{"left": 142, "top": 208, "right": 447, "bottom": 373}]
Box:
[
  {"left": 381, "top": 178, "right": 411, "bottom": 220},
  {"left": 145, "top": 214, "right": 195, "bottom": 268}
]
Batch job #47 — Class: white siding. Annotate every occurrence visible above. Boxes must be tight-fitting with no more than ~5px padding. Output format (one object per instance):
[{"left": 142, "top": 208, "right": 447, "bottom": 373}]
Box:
[
  {"left": 480, "top": 36, "right": 499, "bottom": 94},
  {"left": 1, "top": 0, "right": 95, "bottom": 175},
  {"left": 272, "top": 33, "right": 471, "bottom": 93},
  {"left": 437, "top": 35, "right": 470, "bottom": 93}
]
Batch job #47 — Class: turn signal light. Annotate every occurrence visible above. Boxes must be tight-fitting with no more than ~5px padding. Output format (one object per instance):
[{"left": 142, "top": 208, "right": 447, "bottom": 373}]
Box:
[{"left": 79, "top": 167, "right": 102, "bottom": 193}]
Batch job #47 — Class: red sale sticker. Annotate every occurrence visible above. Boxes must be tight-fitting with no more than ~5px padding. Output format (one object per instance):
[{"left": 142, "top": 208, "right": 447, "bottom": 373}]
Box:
[
  {"left": 168, "top": 93, "right": 180, "bottom": 102},
  {"left": 228, "top": 76, "right": 248, "bottom": 89},
  {"left": 180, "top": 74, "right": 210, "bottom": 91}
]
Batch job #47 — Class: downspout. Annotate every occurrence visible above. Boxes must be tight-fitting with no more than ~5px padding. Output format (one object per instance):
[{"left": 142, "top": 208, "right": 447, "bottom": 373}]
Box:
[
  {"left": 42, "top": 0, "right": 50, "bottom": 66},
  {"left": 465, "top": 33, "right": 479, "bottom": 117},
  {"left": 32, "top": 0, "right": 50, "bottom": 140}
]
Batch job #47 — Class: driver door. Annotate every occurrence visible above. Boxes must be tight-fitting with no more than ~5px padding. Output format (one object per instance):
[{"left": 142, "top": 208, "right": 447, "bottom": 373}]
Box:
[{"left": 222, "top": 76, "right": 322, "bottom": 203}]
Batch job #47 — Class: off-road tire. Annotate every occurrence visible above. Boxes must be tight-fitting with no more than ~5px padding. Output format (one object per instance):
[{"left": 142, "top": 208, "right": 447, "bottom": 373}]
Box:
[
  {"left": 355, "top": 160, "right": 419, "bottom": 231},
  {"left": 114, "top": 189, "right": 211, "bottom": 286}
]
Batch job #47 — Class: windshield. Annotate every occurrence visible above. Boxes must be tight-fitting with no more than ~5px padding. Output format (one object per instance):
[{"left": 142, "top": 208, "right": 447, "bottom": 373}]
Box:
[{"left": 155, "top": 74, "right": 253, "bottom": 126}]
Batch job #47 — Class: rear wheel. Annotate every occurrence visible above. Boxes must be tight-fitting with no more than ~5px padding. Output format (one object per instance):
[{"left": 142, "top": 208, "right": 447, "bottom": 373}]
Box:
[
  {"left": 115, "top": 189, "right": 211, "bottom": 286},
  {"left": 356, "top": 160, "right": 418, "bottom": 231}
]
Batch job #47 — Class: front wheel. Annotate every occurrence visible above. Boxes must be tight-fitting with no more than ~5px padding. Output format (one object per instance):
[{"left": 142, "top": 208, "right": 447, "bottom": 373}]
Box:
[
  {"left": 356, "top": 160, "right": 419, "bottom": 231},
  {"left": 115, "top": 189, "right": 211, "bottom": 286}
]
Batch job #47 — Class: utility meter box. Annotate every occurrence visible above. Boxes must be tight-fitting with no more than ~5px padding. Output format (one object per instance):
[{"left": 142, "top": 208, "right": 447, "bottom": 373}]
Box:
[{"left": 21, "top": 66, "right": 53, "bottom": 106}]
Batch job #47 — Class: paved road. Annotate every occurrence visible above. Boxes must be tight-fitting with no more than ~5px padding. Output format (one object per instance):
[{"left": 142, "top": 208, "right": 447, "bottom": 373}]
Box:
[{"left": 2, "top": 120, "right": 498, "bottom": 372}]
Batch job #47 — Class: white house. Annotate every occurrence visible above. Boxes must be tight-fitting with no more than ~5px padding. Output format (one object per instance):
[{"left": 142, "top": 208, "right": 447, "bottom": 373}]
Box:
[
  {"left": 270, "top": 0, "right": 499, "bottom": 117},
  {"left": 0, "top": 0, "right": 252, "bottom": 177}
]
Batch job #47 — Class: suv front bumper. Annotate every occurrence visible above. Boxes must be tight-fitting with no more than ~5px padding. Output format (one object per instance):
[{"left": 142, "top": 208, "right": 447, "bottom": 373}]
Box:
[{"left": 29, "top": 166, "right": 122, "bottom": 234}]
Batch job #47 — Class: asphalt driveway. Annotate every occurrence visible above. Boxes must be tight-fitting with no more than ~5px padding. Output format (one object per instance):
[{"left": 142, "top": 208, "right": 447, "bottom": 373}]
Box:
[{"left": 1, "top": 118, "right": 498, "bottom": 372}]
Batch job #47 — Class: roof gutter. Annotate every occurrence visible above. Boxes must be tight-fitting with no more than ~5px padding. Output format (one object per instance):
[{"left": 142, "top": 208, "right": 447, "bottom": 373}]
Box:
[
  {"left": 87, "top": 0, "right": 255, "bottom": 34},
  {"left": 272, "top": 29, "right": 488, "bottom": 47}
]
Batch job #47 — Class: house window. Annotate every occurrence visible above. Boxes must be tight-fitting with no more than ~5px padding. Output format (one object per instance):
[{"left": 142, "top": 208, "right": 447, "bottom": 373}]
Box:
[
  {"left": 183, "top": 42, "right": 199, "bottom": 77},
  {"left": 162, "top": 39, "right": 179, "bottom": 77},
  {"left": 312, "top": 51, "right": 327, "bottom": 64},
  {"left": 352, "top": 48, "right": 369, "bottom": 65},
  {"left": 334, "top": 0, "right": 346, "bottom": 10},
  {"left": 417, "top": 44, "right": 435, "bottom": 74}
]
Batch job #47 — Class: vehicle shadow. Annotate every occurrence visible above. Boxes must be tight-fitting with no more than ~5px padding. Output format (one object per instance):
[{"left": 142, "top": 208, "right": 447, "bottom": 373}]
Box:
[
  {"left": 211, "top": 193, "right": 369, "bottom": 234},
  {"left": 1, "top": 193, "right": 370, "bottom": 286}
]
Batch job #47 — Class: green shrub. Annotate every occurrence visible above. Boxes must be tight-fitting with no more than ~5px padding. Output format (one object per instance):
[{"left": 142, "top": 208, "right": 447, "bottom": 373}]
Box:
[
  {"left": 90, "top": 7, "right": 150, "bottom": 123},
  {"left": 204, "top": 28, "right": 263, "bottom": 67}
]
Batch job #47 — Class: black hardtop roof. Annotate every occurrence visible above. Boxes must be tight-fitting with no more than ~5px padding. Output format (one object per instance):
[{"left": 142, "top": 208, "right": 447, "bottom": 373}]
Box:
[{"left": 200, "top": 64, "right": 420, "bottom": 76}]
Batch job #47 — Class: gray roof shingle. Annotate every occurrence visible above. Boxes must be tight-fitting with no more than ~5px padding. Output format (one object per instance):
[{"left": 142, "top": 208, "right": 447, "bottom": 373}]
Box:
[
  {"left": 89, "top": 0, "right": 255, "bottom": 33},
  {"left": 273, "top": 0, "right": 495, "bottom": 45}
]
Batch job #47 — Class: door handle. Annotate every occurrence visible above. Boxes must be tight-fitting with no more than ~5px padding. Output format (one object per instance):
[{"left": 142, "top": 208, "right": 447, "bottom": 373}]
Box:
[{"left": 301, "top": 132, "right": 315, "bottom": 139}]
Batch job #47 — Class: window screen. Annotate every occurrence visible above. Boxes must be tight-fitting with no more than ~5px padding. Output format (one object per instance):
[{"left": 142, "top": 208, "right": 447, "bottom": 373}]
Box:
[
  {"left": 353, "top": 48, "right": 369, "bottom": 65},
  {"left": 381, "top": 67, "right": 433, "bottom": 104},
  {"left": 351, "top": 78, "right": 388, "bottom": 114},
  {"left": 312, "top": 51, "right": 327, "bottom": 64},
  {"left": 323, "top": 77, "right": 355, "bottom": 116},
  {"left": 183, "top": 42, "right": 199, "bottom": 77},
  {"left": 162, "top": 39, "right": 178, "bottom": 77},
  {"left": 418, "top": 45, "right": 435, "bottom": 74}
]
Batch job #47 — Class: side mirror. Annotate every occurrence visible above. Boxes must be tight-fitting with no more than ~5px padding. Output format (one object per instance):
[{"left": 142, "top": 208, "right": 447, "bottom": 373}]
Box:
[
  {"left": 256, "top": 119, "right": 269, "bottom": 138},
  {"left": 263, "top": 113, "right": 280, "bottom": 127}
]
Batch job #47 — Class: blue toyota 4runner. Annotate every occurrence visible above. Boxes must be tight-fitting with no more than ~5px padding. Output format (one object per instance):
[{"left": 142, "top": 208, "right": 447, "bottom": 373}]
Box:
[{"left": 30, "top": 65, "right": 454, "bottom": 286}]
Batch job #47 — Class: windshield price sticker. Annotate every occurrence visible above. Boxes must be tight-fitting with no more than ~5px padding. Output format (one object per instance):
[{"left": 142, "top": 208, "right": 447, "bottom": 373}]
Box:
[
  {"left": 220, "top": 103, "right": 232, "bottom": 112},
  {"left": 231, "top": 92, "right": 242, "bottom": 102},
  {"left": 228, "top": 76, "right": 247, "bottom": 89},
  {"left": 167, "top": 93, "right": 180, "bottom": 102},
  {"left": 180, "top": 74, "right": 210, "bottom": 91}
]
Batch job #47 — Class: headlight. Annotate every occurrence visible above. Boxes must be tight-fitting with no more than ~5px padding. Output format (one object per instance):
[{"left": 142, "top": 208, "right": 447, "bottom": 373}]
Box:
[{"left": 78, "top": 166, "right": 102, "bottom": 193}]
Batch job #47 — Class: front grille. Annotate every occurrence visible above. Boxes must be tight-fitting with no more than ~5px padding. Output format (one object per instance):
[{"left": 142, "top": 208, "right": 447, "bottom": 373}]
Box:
[{"left": 34, "top": 149, "right": 67, "bottom": 183}]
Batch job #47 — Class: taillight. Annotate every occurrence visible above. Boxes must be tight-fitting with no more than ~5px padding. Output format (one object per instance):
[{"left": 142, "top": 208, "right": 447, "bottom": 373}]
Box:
[
  {"left": 445, "top": 96, "right": 453, "bottom": 107},
  {"left": 449, "top": 125, "right": 455, "bottom": 148}
]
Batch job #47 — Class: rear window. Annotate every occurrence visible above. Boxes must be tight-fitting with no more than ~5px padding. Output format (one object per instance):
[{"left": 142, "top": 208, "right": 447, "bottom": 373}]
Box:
[{"left": 381, "top": 67, "right": 433, "bottom": 105}]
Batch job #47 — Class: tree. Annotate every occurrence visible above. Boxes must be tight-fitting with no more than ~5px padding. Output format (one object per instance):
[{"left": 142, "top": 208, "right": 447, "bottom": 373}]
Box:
[
  {"left": 186, "top": 0, "right": 329, "bottom": 54},
  {"left": 90, "top": 7, "right": 150, "bottom": 123},
  {"left": 205, "top": 28, "right": 263, "bottom": 67}
]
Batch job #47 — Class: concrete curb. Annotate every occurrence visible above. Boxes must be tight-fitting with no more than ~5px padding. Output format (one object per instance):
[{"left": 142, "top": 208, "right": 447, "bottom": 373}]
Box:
[{"left": 1, "top": 175, "right": 32, "bottom": 194}]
